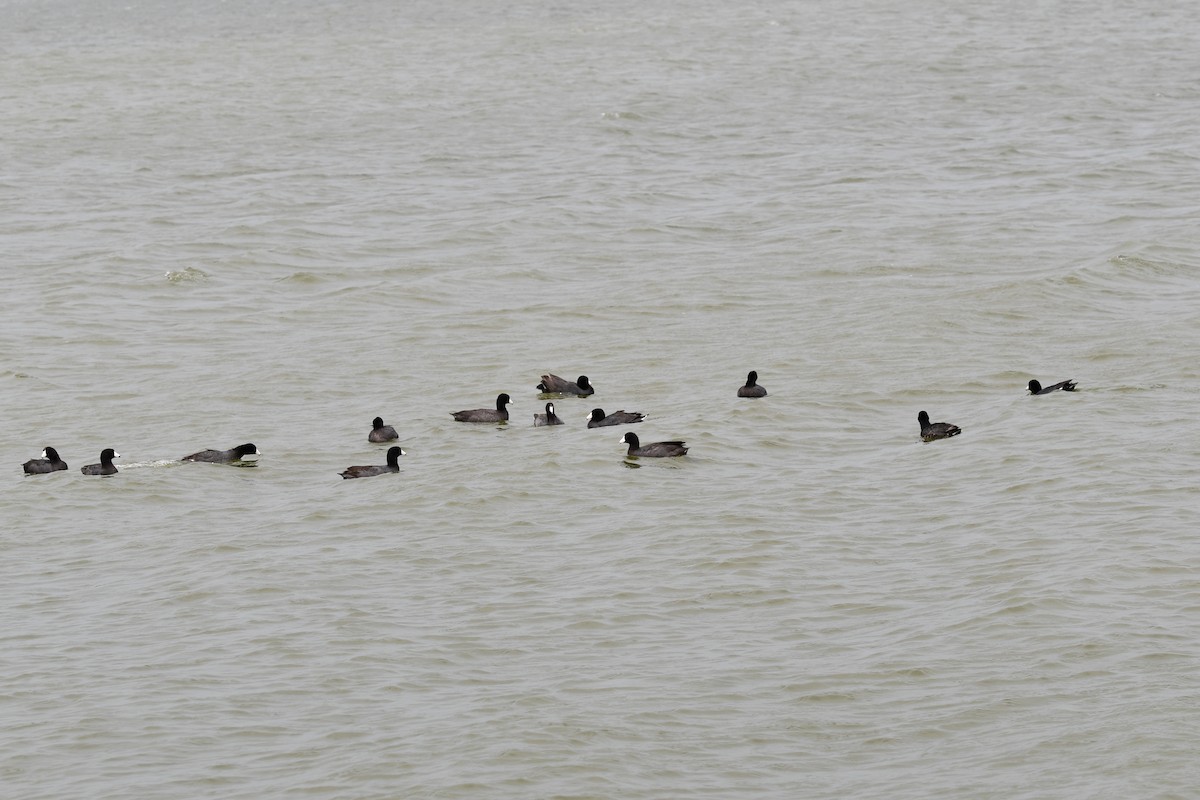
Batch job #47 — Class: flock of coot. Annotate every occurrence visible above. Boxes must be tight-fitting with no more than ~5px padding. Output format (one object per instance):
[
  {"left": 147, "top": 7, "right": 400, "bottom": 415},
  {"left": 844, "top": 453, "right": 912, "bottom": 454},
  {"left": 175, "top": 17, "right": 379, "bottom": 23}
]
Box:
[
  {"left": 440, "top": 372, "right": 695, "bottom": 469},
  {"left": 22, "top": 442, "right": 264, "bottom": 476},
  {"left": 19, "top": 372, "right": 1075, "bottom": 479}
]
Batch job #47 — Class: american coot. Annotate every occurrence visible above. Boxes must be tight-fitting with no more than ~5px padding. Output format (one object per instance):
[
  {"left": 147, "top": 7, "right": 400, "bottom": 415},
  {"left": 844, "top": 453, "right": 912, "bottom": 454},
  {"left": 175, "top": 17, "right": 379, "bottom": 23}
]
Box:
[
  {"left": 620, "top": 431, "right": 688, "bottom": 458},
  {"left": 537, "top": 374, "right": 594, "bottom": 396},
  {"left": 23, "top": 446, "right": 68, "bottom": 474},
  {"left": 587, "top": 408, "right": 646, "bottom": 428},
  {"left": 737, "top": 370, "right": 768, "bottom": 398},
  {"left": 1028, "top": 379, "right": 1077, "bottom": 395},
  {"left": 182, "top": 443, "right": 260, "bottom": 463},
  {"left": 340, "top": 446, "right": 404, "bottom": 479},
  {"left": 81, "top": 448, "right": 120, "bottom": 475},
  {"left": 918, "top": 411, "right": 961, "bottom": 442},
  {"left": 369, "top": 416, "right": 399, "bottom": 442},
  {"left": 451, "top": 393, "right": 512, "bottom": 423},
  {"left": 533, "top": 402, "right": 563, "bottom": 426}
]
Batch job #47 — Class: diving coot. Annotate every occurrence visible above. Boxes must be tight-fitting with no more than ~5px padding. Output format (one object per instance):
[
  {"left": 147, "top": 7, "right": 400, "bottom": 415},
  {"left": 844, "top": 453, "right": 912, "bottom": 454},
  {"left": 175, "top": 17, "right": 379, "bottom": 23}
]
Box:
[
  {"left": 537, "top": 374, "right": 594, "bottom": 396},
  {"left": 1028, "top": 379, "right": 1077, "bottom": 395}
]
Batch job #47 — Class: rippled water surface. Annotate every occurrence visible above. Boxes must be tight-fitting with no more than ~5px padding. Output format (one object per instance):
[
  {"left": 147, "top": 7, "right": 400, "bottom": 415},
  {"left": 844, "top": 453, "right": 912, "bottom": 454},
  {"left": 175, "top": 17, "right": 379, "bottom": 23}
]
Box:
[{"left": 5, "top": 1, "right": 1200, "bottom": 798}]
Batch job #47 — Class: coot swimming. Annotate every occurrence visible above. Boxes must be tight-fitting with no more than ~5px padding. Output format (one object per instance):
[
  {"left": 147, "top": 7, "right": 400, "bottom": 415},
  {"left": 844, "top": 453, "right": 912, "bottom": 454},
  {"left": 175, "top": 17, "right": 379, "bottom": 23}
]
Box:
[
  {"left": 340, "top": 446, "right": 404, "bottom": 479},
  {"left": 182, "top": 443, "right": 260, "bottom": 463},
  {"left": 737, "top": 370, "right": 768, "bottom": 398},
  {"left": 918, "top": 411, "right": 961, "bottom": 442},
  {"left": 451, "top": 393, "right": 512, "bottom": 423},
  {"left": 534, "top": 402, "right": 563, "bottom": 426},
  {"left": 369, "top": 416, "right": 399, "bottom": 442},
  {"left": 23, "top": 446, "right": 68, "bottom": 474},
  {"left": 586, "top": 408, "right": 646, "bottom": 428},
  {"left": 620, "top": 432, "right": 688, "bottom": 458},
  {"left": 81, "top": 448, "right": 120, "bottom": 475}
]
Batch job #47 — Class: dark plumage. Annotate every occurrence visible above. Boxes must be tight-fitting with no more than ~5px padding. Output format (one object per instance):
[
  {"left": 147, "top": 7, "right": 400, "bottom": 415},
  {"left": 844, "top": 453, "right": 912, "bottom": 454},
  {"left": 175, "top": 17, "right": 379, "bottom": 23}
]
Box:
[
  {"left": 918, "top": 411, "right": 961, "bottom": 442},
  {"left": 81, "top": 448, "right": 120, "bottom": 475},
  {"left": 340, "top": 446, "right": 404, "bottom": 479},
  {"left": 587, "top": 408, "right": 646, "bottom": 428},
  {"left": 369, "top": 416, "right": 399, "bottom": 442},
  {"left": 537, "top": 373, "right": 594, "bottom": 396},
  {"left": 451, "top": 393, "right": 512, "bottom": 423},
  {"left": 22, "top": 446, "right": 68, "bottom": 474},
  {"left": 533, "top": 402, "right": 563, "bottom": 426},
  {"left": 182, "top": 443, "right": 260, "bottom": 463},
  {"left": 620, "top": 431, "right": 688, "bottom": 458},
  {"left": 1028, "top": 379, "right": 1077, "bottom": 395},
  {"left": 737, "top": 370, "right": 768, "bottom": 398}
]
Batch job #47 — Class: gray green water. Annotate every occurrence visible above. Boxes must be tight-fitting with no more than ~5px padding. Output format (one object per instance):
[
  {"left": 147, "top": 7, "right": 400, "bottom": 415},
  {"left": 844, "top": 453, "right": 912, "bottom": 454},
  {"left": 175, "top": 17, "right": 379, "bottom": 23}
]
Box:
[{"left": 5, "top": 1, "right": 1200, "bottom": 797}]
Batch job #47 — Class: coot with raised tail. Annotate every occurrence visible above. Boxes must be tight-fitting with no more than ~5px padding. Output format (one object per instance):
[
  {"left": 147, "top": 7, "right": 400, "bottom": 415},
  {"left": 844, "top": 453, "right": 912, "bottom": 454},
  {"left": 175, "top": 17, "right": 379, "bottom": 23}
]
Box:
[
  {"left": 81, "top": 448, "right": 120, "bottom": 475},
  {"left": 918, "top": 411, "right": 961, "bottom": 442},
  {"left": 537, "top": 374, "right": 594, "bottom": 396},
  {"left": 737, "top": 370, "right": 768, "bottom": 397},
  {"left": 587, "top": 408, "right": 646, "bottom": 428},
  {"left": 23, "top": 447, "right": 68, "bottom": 474},
  {"left": 620, "top": 431, "right": 688, "bottom": 458},
  {"left": 369, "top": 416, "right": 399, "bottom": 442},
  {"left": 451, "top": 393, "right": 512, "bottom": 423},
  {"left": 1028, "top": 379, "right": 1077, "bottom": 395},
  {"left": 182, "top": 443, "right": 260, "bottom": 463},
  {"left": 340, "top": 446, "right": 404, "bottom": 479},
  {"left": 534, "top": 402, "right": 563, "bottom": 426}
]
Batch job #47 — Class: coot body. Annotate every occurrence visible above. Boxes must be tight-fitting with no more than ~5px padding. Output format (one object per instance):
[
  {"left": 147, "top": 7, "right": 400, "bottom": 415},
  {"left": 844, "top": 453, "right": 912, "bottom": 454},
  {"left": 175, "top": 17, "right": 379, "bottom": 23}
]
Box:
[{"left": 369, "top": 416, "right": 399, "bottom": 442}]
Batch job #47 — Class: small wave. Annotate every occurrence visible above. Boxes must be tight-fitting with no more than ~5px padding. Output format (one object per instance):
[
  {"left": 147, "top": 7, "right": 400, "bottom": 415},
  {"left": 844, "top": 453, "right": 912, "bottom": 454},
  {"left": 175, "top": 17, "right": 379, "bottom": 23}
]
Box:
[
  {"left": 599, "top": 110, "right": 644, "bottom": 121},
  {"left": 164, "top": 267, "right": 210, "bottom": 284},
  {"left": 1110, "top": 253, "right": 1195, "bottom": 276},
  {"left": 117, "top": 459, "right": 182, "bottom": 470},
  {"left": 276, "top": 272, "right": 324, "bottom": 284}
]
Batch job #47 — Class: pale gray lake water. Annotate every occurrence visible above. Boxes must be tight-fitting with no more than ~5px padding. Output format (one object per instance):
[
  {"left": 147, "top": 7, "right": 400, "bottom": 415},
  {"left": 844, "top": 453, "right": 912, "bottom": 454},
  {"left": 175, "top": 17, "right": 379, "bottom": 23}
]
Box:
[{"left": 4, "top": 1, "right": 1200, "bottom": 797}]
